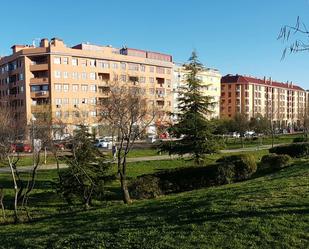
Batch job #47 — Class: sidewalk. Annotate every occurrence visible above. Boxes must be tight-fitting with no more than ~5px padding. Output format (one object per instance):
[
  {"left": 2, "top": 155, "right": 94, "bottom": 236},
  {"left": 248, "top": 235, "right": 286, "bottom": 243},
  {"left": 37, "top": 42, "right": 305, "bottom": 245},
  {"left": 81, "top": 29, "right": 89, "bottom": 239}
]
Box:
[{"left": 0, "top": 144, "right": 279, "bottom": 173}]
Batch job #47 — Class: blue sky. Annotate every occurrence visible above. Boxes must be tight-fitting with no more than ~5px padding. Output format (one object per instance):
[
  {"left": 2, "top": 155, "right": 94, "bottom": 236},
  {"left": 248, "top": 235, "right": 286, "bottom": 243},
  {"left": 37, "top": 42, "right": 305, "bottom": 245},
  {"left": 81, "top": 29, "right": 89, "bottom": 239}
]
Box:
[{"left": 1, "top": 0, "right": 309, "bottom": 88}]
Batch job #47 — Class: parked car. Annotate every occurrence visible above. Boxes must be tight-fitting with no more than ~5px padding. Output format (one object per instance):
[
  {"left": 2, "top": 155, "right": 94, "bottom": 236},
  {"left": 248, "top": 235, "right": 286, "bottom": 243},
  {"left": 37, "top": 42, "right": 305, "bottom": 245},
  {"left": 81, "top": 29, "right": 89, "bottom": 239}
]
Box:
[
  {"left": 11, "top": 143, "right": 32, "bottom": 153},
  {"left": 94, "top": 138, "right": 111, "bottom": 148}
]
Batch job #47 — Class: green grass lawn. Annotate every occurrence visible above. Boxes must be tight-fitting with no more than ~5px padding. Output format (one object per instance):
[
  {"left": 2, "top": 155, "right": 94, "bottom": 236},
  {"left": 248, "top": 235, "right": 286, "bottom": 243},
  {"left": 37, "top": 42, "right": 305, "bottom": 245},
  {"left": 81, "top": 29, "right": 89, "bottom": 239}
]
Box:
[
  {"left": 225, "top": 133, "right": 301, "bottom": 149},
  {"left": 0, "top": 149, "right": 308, "bottom": 248}
]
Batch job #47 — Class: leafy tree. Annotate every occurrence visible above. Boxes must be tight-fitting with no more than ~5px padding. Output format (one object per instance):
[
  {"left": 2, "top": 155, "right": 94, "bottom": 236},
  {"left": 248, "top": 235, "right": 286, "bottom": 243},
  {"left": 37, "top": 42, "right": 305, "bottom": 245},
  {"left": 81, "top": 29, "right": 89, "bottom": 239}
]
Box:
[
  {"left": 57, "top": 125, "right": 112, "bottom": 209},
  {"left": 249, "top": 115, "right": 271, "bottom": 135},
  {"left": 160, "top": 52, "right": 218, "bottom": 164},
  {"left": 230, "top": 113, "right": 249, "bottom": 148}
]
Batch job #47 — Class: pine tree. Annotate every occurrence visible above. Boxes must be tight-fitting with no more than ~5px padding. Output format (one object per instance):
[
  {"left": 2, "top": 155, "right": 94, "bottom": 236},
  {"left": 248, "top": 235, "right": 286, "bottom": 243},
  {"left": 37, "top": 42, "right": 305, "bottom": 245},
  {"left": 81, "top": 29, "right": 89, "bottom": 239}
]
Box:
[{"left": 162, "top": 52, "right": 218, "bottom": 164}]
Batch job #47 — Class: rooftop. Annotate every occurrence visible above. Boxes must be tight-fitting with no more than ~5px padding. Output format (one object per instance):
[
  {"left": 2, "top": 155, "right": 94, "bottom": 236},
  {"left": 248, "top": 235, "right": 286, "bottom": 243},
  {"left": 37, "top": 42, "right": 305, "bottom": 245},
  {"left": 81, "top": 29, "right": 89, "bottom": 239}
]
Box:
[{"left": 221, "top": 74, "right": 304, "bottom": 91}]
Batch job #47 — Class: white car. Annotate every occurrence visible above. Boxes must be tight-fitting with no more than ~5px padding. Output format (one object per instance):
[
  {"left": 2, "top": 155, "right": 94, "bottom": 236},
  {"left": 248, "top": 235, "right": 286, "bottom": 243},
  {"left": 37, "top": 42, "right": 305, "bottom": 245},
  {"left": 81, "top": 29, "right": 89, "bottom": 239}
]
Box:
[{"left": 94, "top": 138, "right": 110, "bottom": 148}]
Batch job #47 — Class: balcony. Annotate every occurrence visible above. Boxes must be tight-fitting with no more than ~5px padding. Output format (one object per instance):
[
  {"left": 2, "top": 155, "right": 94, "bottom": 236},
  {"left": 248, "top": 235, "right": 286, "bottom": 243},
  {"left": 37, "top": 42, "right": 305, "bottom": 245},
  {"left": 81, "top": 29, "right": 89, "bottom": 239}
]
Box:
[
  {"left": 30, "top": 63, "right": 48, "bottom": 71},
  {"left": 30, "top": 77, "right": 49, "bottom": 84},
  {"left": 30, "top": 91, "right": 50, "bottom": 98},
  {"left": 31, "top": 104, "right": 50, "bottom": 113}
]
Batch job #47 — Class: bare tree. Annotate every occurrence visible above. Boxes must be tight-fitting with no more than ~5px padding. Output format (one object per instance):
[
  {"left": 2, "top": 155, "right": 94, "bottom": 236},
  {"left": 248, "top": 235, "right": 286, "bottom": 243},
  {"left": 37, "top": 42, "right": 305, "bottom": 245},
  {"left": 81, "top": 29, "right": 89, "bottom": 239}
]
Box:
[
  {"left": 278, "top": 16, "right": 309, "bottom": 59},
  {"left": 99, "top": 83, "right": 157, "bottom": 204},
  {"left": 0, "top": 107, "right": 22, "bottom": 222}
]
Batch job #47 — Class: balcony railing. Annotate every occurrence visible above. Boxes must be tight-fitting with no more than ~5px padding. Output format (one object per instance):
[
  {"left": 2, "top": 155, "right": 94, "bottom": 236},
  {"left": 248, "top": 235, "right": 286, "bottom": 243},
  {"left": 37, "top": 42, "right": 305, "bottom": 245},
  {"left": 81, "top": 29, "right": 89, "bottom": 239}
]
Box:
[
  {"left": 30, "top": 77, "right": 49, "bottom": 84},
  {"left": 30, "top": 91, "right": 50, "bottom": 98},
  {"left": 30, "top": 63, "right": 48, "bottom": 71}
]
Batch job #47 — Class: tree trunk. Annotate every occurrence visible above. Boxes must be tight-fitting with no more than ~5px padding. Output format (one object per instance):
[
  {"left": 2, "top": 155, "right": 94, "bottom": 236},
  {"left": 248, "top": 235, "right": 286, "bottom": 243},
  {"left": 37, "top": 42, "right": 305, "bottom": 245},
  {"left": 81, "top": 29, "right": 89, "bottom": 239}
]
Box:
[
  {"left": 8, "top": 158, "right": 19, "bottom": 223},
  {"left": 0, "top": 188, "right": 5, "bottom": 220},
  {"left": 120, "top": 176, "right": 132, "bottom": 204}
]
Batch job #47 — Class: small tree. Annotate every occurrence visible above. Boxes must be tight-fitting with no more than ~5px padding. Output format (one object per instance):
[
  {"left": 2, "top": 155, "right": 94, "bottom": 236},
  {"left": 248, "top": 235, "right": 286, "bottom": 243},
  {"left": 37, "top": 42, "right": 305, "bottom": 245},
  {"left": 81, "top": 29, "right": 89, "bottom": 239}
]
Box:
[
  {"left": 249, "top": 115, "right": 271, "bottom": 146},
  {"left": 160, "top": 52, "right": 218, "bottom": 164},
  {"left": 100, "top": 83, "right": 156, "bottom": 204},
  {"left": 57, "top": 125, "right": 111, "bottom": 209},
  {"left": 231, "top": 113, "right": 249, "bottom": 148},
  {"left": 0, "top": 107, "right": 22, "bottom": 222}
]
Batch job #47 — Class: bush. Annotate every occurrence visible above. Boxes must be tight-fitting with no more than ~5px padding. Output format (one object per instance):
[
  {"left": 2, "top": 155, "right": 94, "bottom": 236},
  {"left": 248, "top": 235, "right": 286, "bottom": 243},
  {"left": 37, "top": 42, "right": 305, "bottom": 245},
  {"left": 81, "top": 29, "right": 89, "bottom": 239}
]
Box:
[
  {"left": 269, "top": 143, "right": 309, "bottom": 158},
  {"left": 293, "top": 137, "right": 309, "bottom": 143},
  {"left": 216, "top": 154, "right": 257, "bottom": 181},
  {"left": 260, "top": 154, "right": 291, "bottom": 172},
  {"left": 130, "top": 154, "right": 257, "bottom": 199},
  {"left": 130, "top": 175, "right": 162, "bottom": 199}
]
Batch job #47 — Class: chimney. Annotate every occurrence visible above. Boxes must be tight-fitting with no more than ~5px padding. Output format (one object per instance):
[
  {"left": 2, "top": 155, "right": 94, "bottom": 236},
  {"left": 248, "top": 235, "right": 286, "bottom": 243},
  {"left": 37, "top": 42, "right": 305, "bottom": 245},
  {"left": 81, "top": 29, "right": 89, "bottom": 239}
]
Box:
[
  {"left": 263, "top": 76, "right": 266, "bottom": 83},
  {"left": 50, "top": 37, "right": 65, "bottom": 47},
  {"left": 11, "top": 45, "right": 26, "bottom": 53},
  {"left": 269, "top": 77, "right": 272, "bottom": 85},
  {"left": 40, "top": 38, "right": 49, "bottom": 48}
]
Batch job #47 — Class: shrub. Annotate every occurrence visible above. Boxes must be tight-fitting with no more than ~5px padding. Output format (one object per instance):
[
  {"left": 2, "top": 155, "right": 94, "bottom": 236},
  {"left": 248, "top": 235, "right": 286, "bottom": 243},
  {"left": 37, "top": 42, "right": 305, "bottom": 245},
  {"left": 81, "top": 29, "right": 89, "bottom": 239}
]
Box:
[
  {"left": 130, "top": 175, "right": 162, "bottom": 199},
  {"left": 215, "top": 164, "right": 235, "bottom": 184},
  {"left": 130, "top": 154, "right": 258, "bottom": 199},
  {"left": 293, "top": 137, "right": 309, "bottom": 143},
  {"left": 216, "top": 154, "right": 257, "bottom": 181},
  {"left": 260, "top": 154, "right": 291, "bottom": 172},
  {"left": 269, "top": 143, "right": 309, "bottom": 158}
]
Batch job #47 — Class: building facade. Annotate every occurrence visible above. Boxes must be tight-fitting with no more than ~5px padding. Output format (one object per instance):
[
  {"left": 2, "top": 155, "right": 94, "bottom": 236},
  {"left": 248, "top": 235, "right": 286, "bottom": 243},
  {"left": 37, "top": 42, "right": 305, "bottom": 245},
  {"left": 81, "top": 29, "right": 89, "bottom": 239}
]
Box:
[
  {"left": 172, "top": 64, "right": 221, "bottom": 120},
  {"left": 220, "top": 74, "right": 307, "bottom": 128},
  {"left": 0, "top": 38, "right": 174, "bottom": 139}
]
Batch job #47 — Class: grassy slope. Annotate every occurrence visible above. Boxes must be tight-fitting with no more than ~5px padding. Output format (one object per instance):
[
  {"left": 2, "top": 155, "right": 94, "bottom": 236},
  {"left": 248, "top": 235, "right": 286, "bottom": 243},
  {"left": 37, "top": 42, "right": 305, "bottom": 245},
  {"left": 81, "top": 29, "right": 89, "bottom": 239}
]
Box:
[{"left": 0, "top": 158, "right": 308, "bottom": 248}]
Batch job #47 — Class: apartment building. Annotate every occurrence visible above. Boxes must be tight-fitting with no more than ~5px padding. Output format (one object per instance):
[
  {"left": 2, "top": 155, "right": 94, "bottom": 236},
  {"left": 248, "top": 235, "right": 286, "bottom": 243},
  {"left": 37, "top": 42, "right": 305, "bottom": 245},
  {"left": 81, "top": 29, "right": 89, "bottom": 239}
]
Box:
[
  {"left": 220, "top": 74, "right": 306, "bottom": 128},
  {"left": 0, "top": 38, "right": 174, "bottom": 138},
  {"left": 173, "top": 64, "right": 221, "bottom": 120}
]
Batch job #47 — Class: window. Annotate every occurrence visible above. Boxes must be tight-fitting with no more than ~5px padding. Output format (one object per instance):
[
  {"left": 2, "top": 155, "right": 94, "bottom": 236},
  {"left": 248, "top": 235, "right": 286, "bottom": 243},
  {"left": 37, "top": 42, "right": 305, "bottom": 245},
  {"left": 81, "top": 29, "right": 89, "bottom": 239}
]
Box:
[
  {"left": 72, "top": 58, "right": 78, "bottom": 66},
  {"left": 90, "top": 111, "right": 97, "bottom": 117},
  {"left": 55, "top": 98, "right": 62, "bottom": 105},
  {"left": 98, "top": 60, "right": 109, "bottom": 68},
  {"left": 72, "top": 72, "right": 79, "bottom": 79},
  {"left": 81, "top": 84, "right": 88, "bottom": 92},
  {"left": 72, "top": 98, "right": 79, "bottom": 105},
  {"left": 140, "top": 77, "right": 146, "bottom": 83},
  {"left": 156, "top": 67, "right": 165, "bottom": 74},
  {"left": 55, "top": 84, "right": 62, "bottom": 92},
  {"left": 54, "top": 71, "right": 61, "bottom": 78},
  {"left": 128, "top": 63, "right": 139, "bottom": 71},
  {"left": 64, "top": 111, "right": 69, "bottom": 118},
  {"left": 89, "top": 72, "right": 96, "bottom": 80},
  {"left": 149, "top": 77, "right": 154, "bottom": 83},
  {"left": 63, "top": 84, "right": 69, "bottom": 92},
  {"left": 89, "top": 85, "right": 96, "bottom": 92},
  {"left": 72, "top": 84, "right": 79, "bottom": 92},
  {"left": 81, "top": 98, "right": 88, "bottom": 104},
  {"left": 112, "top": 63, "right": 118, "bottom": 69},
  {"left": 80, "top": 59, "right": 86, "bottom": 67},
  {"left": 55, "top": 111, "right": 62, "bottom": 118},
  {"left": 62, "top": 57, "right": 68, "bottom": 65},
  {"left": 89, "top": 98, "right": 96, "bottom": 104},
  {"left": 120, "top": 75, "right": 127, "bottom": 82},
  {"left": 19, "top": 73, "right": 24, "bottom": 81},
  {"left": 54, "top": 57, "right": 61, "bottom": 64},
  {"left": 149, "top": 66, "right": 154, "bottom": 72},
  {"left": 166, "top": 68, "right": 171, "bottom": 74},
  {"left": 89, "top": 59, "right": 96, "bottom": 67},
  {"left": 81, "top": 72, "right": 87, "bottom": 80},
  {"left": 63, "top": 72, "right": 69, "bottom": 79},
  {"left": 62, "top": 98, "right": 69, "bottom": 105},
  {"left": 140, "top": 65, "right": 145, "bottom": 72},
  {"left": 121, "top": 62, "right": 126, "bottom": 70}
]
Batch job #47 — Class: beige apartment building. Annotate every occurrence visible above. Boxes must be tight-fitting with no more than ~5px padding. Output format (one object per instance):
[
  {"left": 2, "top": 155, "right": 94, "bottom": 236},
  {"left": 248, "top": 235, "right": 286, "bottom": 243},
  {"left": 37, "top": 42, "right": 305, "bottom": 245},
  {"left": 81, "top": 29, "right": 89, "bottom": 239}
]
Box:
[
  {"left": 0, "top": 38, "right": 174, "bottom": 139},
  {"left": 173, "top": 64, "right": 221, "bottom": 120},
  {"left": 221, "top": 74, "right": 307, "bottom": 129}
]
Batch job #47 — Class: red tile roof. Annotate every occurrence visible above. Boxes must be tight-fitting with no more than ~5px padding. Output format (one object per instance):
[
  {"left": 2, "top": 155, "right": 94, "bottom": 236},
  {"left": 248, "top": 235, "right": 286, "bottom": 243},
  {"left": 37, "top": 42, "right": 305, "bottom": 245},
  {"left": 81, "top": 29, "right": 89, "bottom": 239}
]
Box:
[{"left": 221, "top": 74, "right": 304, "bottom": 91}]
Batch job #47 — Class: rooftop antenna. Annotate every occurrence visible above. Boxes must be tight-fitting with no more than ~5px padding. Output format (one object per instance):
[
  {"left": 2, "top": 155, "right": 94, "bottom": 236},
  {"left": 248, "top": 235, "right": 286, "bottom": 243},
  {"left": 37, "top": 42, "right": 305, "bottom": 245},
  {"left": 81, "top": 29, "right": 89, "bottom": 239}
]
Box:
[{"left": 32, "top": 38, "right": 41, "bottom": 47}]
